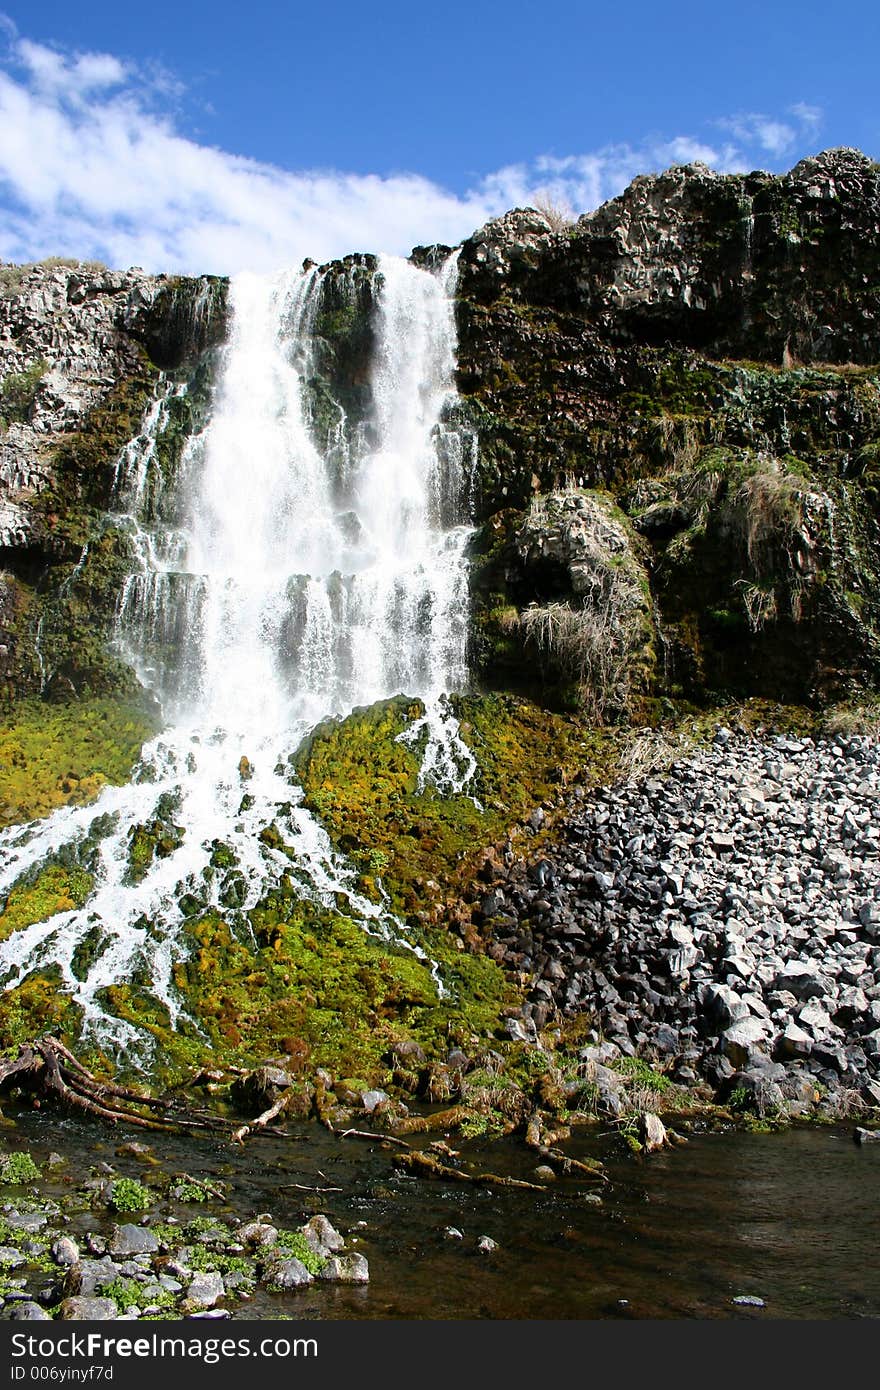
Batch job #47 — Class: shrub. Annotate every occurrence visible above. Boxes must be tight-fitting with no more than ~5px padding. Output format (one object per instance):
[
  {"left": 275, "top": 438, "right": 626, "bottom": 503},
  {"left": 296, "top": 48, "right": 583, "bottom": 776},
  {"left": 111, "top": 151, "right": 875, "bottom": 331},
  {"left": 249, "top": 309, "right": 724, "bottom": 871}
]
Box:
[
  {"left": 0, "top": 359, "right": 49, "bottom": 425},
  {"left": 531, "top": 192, "right": 576, "bottom": 233}
]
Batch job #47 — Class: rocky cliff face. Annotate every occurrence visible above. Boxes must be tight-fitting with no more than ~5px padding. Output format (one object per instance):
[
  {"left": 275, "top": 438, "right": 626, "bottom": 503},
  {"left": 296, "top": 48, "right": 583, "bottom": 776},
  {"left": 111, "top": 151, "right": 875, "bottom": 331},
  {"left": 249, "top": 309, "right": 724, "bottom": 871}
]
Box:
[
  {"left": 0, "top": 261, "right": 226, "bottom": 702},
  {"left": 457, "top": 148, "right": 880, "bottom": 711},
  {"left": 2, "top": 149, "right": 879, "bottom": 719}
]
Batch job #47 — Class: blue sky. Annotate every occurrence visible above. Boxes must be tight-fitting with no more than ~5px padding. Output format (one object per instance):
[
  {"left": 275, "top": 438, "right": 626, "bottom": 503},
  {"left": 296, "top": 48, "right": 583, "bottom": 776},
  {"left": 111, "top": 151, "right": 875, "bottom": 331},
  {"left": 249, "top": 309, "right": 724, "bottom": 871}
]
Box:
[{"left": 0, "top": 2, "right": 876, "bottom": 273}]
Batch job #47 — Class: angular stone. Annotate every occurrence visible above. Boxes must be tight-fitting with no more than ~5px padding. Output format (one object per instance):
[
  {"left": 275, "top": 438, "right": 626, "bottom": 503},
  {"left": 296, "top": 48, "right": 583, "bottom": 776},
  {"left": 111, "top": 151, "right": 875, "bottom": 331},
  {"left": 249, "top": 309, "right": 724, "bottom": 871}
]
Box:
[
  {"left": 720, "top": 1017, "right": 772, "bottom": 1068},
  {"left": 52, "top": 1237, "right": 80, "bottom": 1267},
  {"left": 64, "top": 1256, "right": 119, "bottom": 1298},
  {"left": 797, "top": 1000, "right": 836, "bottom": 1036},
  {"left": 861, "top": 1078, "right": 880, "bottom": 1106},
  {"left": 109, "top": 1224, "right": 159, "bottom": 1256},
  {"left": 774, "top": 962, "right": 832, "bottom": 999},
  {"left": 59, "top": 1297, "right": 118, "bottom": 1320},
  {"left": 854, "top": 1127, "right": 880, "bottom": 1144},
  {"left": 4, "top": 1212, "right": 47, "bottom": 1233},
  {"left": 239, "top": 1221, "right": 278, "bottom": 1248},
  {"left": 8, "top": 1302, "right": 52, "bottom": 1320},
  {"left": 185, "top": 1272, "right": 224, "bottom": 1310},
  {"left": 861, "top": 1028, "right": 880, "bottom": 1057},
  {"left": 317, "top": 1253, "right": 369, "bottom": 1283},
  {"left": 300, "top": 1214, "right": 345, "bottom": 1258},
  {"left": 777, "top": 1022, "right": 813, "bottom": 1059},
  {"left": 265, "top": 1258, "right": 313, "bottom": 1289},
  {"left": 705, "top": 983, "right": 750, "bottom": 1028}
]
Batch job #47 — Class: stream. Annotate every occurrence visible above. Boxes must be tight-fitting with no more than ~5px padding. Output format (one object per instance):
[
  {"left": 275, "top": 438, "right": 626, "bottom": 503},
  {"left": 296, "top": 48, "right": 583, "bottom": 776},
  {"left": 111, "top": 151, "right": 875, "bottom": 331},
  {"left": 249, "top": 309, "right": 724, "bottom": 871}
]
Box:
[{"left": 5, "top": 1107, "right": 878, "bottom": 1320}]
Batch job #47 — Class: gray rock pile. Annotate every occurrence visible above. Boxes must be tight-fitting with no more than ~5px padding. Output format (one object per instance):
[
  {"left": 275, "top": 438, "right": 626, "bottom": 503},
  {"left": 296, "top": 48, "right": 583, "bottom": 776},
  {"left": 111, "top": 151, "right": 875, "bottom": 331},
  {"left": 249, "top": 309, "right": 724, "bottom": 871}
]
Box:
[
  {"left": 0, "top": 1207, "right": 366, "bottom": 1320},
  {"left": 484, "top": 727, "right": 880, "bottom": 1113}
]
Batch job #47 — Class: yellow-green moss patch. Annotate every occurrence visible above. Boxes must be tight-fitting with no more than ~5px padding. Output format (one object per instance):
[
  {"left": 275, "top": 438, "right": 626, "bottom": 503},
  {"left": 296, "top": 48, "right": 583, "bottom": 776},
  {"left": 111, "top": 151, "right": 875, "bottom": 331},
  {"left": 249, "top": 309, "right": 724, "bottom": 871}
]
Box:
[
  {"left": 0, "top": 695, "right": 158, "bottom": 828},
  {"left": 0, "top": 861, "right": 93, "bottom": 944}
]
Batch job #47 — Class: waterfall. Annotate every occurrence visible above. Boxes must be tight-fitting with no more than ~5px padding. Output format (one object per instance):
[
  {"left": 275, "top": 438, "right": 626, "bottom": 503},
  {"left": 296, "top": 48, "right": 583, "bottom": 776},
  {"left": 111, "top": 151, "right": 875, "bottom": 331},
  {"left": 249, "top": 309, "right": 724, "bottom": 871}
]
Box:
[{"left": 0, "top": 253, "right": 476, "bottom": 1054}]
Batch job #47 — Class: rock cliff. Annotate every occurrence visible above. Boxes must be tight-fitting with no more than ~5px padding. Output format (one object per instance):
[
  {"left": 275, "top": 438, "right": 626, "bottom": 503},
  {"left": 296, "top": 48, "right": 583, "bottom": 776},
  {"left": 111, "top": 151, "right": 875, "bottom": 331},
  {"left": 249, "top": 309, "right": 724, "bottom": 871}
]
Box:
[
  {"left": 456, "top": 148, "right": 880, "bottom": 711},
  {"left": 3, "top": 151, "right": 879, "bottom": 717},
  {"left": 0, "top": 260, "right": 226, "bottom": 702}
]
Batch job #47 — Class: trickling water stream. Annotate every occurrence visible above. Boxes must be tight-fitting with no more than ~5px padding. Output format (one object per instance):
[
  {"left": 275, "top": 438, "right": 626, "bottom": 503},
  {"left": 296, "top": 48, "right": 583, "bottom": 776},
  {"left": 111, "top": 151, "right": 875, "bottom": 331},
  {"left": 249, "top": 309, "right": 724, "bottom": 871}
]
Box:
[{"left": 0, "top": 253, "right": 477, "bottom": 1054}]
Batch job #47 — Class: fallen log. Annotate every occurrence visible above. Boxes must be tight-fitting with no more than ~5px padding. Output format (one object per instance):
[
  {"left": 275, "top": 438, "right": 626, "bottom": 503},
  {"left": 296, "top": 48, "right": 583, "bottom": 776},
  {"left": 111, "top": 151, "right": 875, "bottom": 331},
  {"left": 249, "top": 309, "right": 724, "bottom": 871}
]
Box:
[
  {"left": 394, "top": 1148, "right": 548, "bottom": 1190},
  {"left": 1, "top": 1037, "right": 236, "bottom": 1137},
  {"left": 231, "top": 1087, "right": 296, "bottom": 1144}
]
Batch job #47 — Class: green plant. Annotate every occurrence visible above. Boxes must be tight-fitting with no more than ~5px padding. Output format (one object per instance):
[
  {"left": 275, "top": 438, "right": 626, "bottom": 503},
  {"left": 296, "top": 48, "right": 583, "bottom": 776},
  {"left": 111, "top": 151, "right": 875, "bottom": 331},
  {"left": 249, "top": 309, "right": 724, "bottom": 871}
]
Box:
[
  {"left": 170, "top": 1177, "right": 213, "bottom": 1203},
  {"left": 728, "top": 1085, "right": 750, "bottom": 1112},
  {"left": 98, "top": 1277, "right": 146, "bottom": 1313},
  {"left": 1, "top": 359, "right": 49, "bottom": 425},
  {"left": 273, "top": 1229, "right": 325, "bottom": 1276},
  {"left": 0, "top": 1151, "right": 42, "bottom": 1183},
  {"left": 614, "top": 1056, "right": 673, "bottom": 1093},
  {"left": 185, "top": 1245, "right": 252, "bottom": 1278},
  {"left": 108, "top": 1176, "right": 152, "bottom": 1212}
]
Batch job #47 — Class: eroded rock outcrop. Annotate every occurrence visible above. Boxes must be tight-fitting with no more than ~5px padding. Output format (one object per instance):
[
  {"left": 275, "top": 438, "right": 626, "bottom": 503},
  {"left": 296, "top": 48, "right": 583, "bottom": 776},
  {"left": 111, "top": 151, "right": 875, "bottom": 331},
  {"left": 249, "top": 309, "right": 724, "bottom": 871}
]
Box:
[
  {"left": 457, "top": 148, "right": 880, "bottom": 711},
  {"left": 0, "top": 260, "right": 227, "bottom": 701}
]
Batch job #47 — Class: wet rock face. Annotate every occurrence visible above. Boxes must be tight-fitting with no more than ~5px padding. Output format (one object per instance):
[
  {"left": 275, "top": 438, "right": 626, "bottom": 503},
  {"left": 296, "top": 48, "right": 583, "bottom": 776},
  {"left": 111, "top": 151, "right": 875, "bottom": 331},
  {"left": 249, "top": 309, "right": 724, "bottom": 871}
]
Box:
[
  {"left": 0, "top": 264, "right": 226, "bottom": 521},
  {"left": 481, "top": 727, "right": 880, "bottom": 1112},
  {"left": 0, "top": 264, "right": 151, "bottom": 549},
  {"left": 0, "top": 260, "right": 227, "bottom": 701}
]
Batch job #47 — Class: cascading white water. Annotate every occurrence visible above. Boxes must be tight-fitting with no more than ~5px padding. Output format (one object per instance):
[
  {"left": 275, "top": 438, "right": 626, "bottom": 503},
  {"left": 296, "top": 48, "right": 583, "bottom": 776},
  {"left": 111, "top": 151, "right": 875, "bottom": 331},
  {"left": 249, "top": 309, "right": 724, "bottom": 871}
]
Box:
[{"left": 0, "top": 253, "right": 477, "bottom": 1053}]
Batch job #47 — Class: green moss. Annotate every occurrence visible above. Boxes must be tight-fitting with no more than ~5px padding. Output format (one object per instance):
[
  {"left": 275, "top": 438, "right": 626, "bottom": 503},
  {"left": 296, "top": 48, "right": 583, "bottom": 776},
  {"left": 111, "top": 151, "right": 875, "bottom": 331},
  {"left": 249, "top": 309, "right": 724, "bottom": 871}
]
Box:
[
  {"left": 459, "top": 1111, "right": 509, "bottom": 1140},
  {"left": 47, "top": 363, "right": 158, "bottom": 509},
  {"left": 0, "top": 973, "right": 84, "bottom": 1053},
  {"left": 0, "top": 862, "right": 93, "bottom": 944},
  {"left": 294, "top": 693, "right": 618, "bottom": 918},
  {"left": 0, "top": 695, "right": 158, "bottom": 829},
  {"left": 33, "top": 690, "right": 609, "bottom": 1079},
  {"left": 126, "top": 806, "right": 184, "bottom": 884}
]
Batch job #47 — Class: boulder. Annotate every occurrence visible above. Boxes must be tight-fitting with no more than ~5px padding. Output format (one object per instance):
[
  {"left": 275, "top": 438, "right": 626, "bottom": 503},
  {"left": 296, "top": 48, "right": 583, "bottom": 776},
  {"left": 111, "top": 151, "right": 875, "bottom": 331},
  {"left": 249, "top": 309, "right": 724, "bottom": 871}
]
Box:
[
  {"left": 109, "top": 1224, "right": 159, "bottom": 1257},
  {"left": 317, "top": 1253, "right": 369, "bottom": 1284},
  {"left": 300, "top": 1215, "right": 345, "bottom": 1258},
  {"left": 58, "top": 1297, "right": 119, "bottom": 1320}
]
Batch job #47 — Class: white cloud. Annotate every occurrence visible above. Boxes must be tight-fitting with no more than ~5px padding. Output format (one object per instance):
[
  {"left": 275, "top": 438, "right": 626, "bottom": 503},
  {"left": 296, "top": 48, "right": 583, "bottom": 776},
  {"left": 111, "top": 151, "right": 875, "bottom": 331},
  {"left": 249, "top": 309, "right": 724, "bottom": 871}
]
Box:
[
  {"left": 789, "top": 102, "right": 823, "bottom": 132},
  {"left": 0, "top": 30, "right": 831, "bottom": 275},
  {"left": 717, "top": 103, "right": 825, "bottom": 161}
]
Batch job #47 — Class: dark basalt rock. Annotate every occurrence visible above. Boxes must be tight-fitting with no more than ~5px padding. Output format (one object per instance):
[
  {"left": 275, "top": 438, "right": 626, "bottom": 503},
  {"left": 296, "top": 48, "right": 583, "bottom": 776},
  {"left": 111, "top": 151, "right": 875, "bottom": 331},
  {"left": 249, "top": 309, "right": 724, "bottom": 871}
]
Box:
[{"left": 455, "top": 149, "right": 880, "bottom": 711}]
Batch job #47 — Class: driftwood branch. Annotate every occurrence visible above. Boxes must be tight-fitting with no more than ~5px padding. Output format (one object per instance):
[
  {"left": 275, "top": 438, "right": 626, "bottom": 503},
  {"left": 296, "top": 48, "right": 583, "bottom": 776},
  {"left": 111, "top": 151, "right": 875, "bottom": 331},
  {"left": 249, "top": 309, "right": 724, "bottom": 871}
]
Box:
[
  {"left": 338, "top": 1127, "right": 411, "bottom": 1150},
  {"left": 1, "top": 1037, "right": 256, "bottom": 1139},
  {"left": 394, "top": 1149, "right": 548, "bottom": 1190},
  {"left": 280, "top": 1183, "right": 344, "bottom": 1193},
  {"left": 231, "top": 1087, "right": 297, "bottom": 1144}
]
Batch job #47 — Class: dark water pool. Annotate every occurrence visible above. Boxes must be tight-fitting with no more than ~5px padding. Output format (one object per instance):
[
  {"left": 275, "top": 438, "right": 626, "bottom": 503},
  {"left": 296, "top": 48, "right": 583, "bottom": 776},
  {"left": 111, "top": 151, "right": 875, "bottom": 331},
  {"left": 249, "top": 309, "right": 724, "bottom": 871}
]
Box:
[{"left": 6, "top": 1108, "right": 879, "bottom": 1319}]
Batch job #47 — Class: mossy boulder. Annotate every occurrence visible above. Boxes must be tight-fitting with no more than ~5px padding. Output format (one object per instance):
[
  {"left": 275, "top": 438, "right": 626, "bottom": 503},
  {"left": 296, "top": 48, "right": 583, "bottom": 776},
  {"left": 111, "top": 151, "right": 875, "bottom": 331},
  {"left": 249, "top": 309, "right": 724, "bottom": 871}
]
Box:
[{"left": 469, "top": 489, "right": 657, "bottom": 716}]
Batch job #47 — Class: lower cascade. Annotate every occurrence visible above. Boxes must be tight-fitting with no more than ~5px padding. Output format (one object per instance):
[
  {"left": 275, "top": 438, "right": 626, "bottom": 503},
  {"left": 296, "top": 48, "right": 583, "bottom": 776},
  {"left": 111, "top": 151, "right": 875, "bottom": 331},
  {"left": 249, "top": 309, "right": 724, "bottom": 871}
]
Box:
[{"left": 0, "top": 252, "right": 477, "bottom": 1054}]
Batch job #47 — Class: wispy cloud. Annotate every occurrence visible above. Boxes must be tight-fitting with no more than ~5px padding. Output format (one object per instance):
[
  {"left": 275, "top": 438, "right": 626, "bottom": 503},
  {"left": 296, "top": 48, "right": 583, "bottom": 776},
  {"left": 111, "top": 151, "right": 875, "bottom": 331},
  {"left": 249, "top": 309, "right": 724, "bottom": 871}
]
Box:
[
  {"left": 0, "top": 26, "right": 829, "bottom": 275},
  {"left": 716, "top": 103, "right": 825, "bottom": 160}
]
